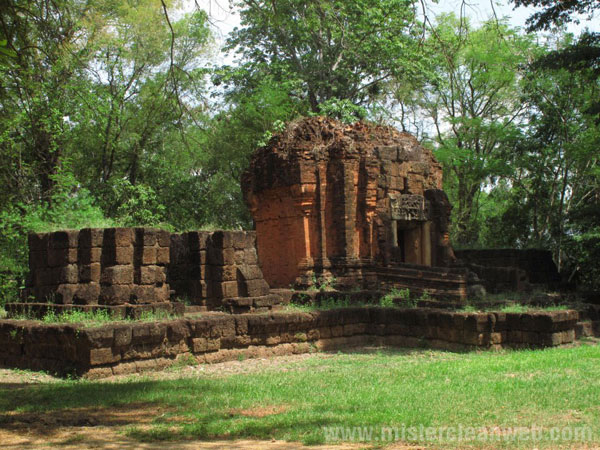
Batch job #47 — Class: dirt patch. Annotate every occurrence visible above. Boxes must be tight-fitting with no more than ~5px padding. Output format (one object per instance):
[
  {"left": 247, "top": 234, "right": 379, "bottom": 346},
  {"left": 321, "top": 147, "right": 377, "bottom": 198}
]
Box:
[
  {"left": 0, "top": 367, "right": 61, "bottom": 389},
  {"left": 0, "top": 427, "right": 372, "bottom": 449},
  {"left": 229, "top": 404, "right": 289, "bottom": 418},
  {"left": 0, "top": 402, "right": 165, "bottom": 429}
]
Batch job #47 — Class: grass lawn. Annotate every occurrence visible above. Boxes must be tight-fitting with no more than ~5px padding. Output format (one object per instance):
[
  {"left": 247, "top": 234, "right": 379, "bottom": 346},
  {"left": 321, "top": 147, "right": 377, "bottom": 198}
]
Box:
[{"left": 1, "top": 344, "right": 599, "bottom": 448}]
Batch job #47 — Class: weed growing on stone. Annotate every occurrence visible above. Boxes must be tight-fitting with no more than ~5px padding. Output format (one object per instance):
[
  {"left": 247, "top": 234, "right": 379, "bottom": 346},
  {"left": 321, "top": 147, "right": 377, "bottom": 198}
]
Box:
[
  {"left": 458, "top": 303, "right": 569, "bottom": 313},
  {"left": 9, "top": 308, "right": 181, "bottom": 327},
  {"left": 307, "top": 274, "right": 337, "bottom": 292},
  {"left": 379, "top": 287, "right": 412, "bottom": 308},
  {"left": 42, "top": 309, "right": 114, "bottom": 326}
]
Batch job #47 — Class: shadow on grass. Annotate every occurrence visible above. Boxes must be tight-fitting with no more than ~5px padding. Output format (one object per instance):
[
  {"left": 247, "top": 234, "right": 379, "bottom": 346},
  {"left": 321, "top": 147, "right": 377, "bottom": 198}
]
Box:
[{"left": 0, "top": 377, "right": 338, "bottom": 444}]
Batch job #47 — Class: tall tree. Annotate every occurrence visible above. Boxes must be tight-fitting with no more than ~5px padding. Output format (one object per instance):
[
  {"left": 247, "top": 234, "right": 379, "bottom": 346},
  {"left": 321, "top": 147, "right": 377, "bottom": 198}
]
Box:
[
  {"left": 480, "top": 35, "right": 600, "bottom": 282},
  {"left": 415, "top": 14, "right": 533, "bottom": 244},
  {"left": 0, "top": 0, "right": 213, "bottom": 222},
  {"left": 222, "top": 0, "right": 428, "bottom": 116}
]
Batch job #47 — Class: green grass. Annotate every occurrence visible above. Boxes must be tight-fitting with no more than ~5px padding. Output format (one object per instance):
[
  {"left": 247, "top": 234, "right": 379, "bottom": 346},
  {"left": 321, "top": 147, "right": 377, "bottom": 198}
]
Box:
[
  {"left": 8, "top": 308, "right": 179, "bottom": 327},
  {"left": 459, "top": 304, "right": 569, "bottom": 313},
  {"left": 1, "top": 345, "right": 599, "bottom": 448},
  {"left": 284, "top": 296, "right": 363, "bottom": 312}
]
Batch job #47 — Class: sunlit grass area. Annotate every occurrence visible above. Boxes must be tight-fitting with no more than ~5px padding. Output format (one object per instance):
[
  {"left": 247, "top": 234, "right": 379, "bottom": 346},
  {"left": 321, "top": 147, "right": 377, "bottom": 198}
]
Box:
[{"left": 1, "top": 344, "right": 599, "bottom": 448}]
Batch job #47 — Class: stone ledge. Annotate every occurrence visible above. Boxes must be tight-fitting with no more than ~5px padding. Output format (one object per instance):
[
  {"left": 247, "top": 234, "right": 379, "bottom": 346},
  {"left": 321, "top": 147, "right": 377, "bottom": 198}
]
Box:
[{"left": 0, "top": 307, "right": 580, "bottom": 378}]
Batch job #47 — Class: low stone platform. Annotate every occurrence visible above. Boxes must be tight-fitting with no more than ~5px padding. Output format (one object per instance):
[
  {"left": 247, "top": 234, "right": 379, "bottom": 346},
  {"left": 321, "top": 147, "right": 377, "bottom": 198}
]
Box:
[{"left": 0, "top": 307, "right": 579, "bottom": 378}]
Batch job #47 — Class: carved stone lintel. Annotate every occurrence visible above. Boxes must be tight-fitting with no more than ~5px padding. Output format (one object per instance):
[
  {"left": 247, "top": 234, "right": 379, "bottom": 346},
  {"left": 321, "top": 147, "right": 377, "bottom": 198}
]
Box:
[{"left": 389, "top": 194, "right": 429, "bottom": 221}]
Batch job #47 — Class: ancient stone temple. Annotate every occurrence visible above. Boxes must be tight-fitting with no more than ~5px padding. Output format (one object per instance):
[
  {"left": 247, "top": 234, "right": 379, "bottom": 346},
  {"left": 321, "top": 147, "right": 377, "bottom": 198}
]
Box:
[{"left": 242, "top": 117, "right": 460, "bottom": 291}]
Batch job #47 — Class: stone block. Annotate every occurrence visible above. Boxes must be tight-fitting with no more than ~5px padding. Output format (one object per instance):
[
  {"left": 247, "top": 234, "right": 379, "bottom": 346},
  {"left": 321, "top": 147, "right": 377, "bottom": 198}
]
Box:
[
  {"left": 210, "top": 265, "right": 238, "bottom": 282},
  {"left": 79, "top": 228, "right": 104, "bottom": 248},
  {"left": 55, "top": 284, "right": 78, "bottom": 304},
  {"left": 101, "top": 265, "right": 134, "bottom": 285},
  {"left": 191, "top": 337, "right": 220, "bottom": 353},
  {"left": 135, "top": 228, "right": 157, "bottom": 246},
  {"left": 139, "top": 265, "right": 167, "bottom": 285},
  {"left": 102, "top": 246, "right": 134, "bottom": 265},
  {"left": 187, "top": 231, "right": 210, "bottom": 251},
  {"left": 237, "top": 265, "right": 263, "bottom": 281},
  {"left": 49, "top": 230, "right": 79, "bottom": 249},
  {"left": 190, "top": 251, "right": 207, "bottom": 265},
  {"left": 100, "top": 285, "right": 131, "bottom": 305},
  {"left": 130, "top": 285, "right": 157, "bottom": 304},
  {"left": 157, "top": 230, "right": 170, "bottom": 247},
  {"left": 207, "top": 247, "right": 235, "bottom": 266},
  {"left": 58, "top": 264, "right": 79, "bottom": 284},
  {"left": 79, "top": 247, "right": 102, "bottom": 264},
  {"left": 89, "top": 347, "right": 121, "bottom": 365},
  {"left": 79, "top": 263, "right": 101, "bottom": 283},
  {"left": 29, "top": 251, "right": 47, "bottom": 270},
  {"left": 113, "top": 325, "right": 133, "bottom": 347},
  {"left": 141, "top": 247, "right": 157, "bottom": 265},
  {"left": 212, "top": 281, "right": 239, "bottom": 299},
  {"left": 246, "top": 279, "right": 270, "bottom": 297},
  {"left": 47, "top": 248, "right": 78, "bottom": 267},
  {"left": 104, "top": 228, "right": 134, "bottom": 247},
  {"left": 75, "top": 283, "right": 100, "bottom": 305},
  {"left": 28, "top": 233, "right": 47, "bottom": 252},
  {"left": 464, "top": 313, "right": 491, "bottom": 332},
  {"left": 157, "top": 247, "right": 170, "bottom": 265},
  {"left": 189, "top": 280, "right": 209, "bottom": 299},
  {"left": 210, "top": 231, "right": 234, "bottom": 249}
]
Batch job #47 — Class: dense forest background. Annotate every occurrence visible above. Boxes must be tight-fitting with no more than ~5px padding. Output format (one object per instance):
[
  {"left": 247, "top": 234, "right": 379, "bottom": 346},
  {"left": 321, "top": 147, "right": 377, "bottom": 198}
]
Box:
[{"left": 0, "top": 0, "right": 598, "bottom": 302}]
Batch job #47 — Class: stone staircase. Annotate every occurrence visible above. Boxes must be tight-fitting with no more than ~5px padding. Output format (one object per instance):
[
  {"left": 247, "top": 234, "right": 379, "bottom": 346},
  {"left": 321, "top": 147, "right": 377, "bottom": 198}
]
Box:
[{"left": 376, "top": 263, "right": 469, "bottom": 301}]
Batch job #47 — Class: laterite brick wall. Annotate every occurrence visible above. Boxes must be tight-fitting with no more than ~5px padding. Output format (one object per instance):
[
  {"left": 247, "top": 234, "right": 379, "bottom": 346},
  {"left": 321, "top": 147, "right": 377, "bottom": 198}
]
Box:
[
  {"left": 26, "top": 228, "right": 170, "bottom": 306},
  {"left": 21, "top": 228, "right": 281, "bottom": 314},
  {"left": 168, "top": 230, "right": 280, "bottom": 312},
  {"left": 0, "top": 308, "right": 579, "bottom": 378}
]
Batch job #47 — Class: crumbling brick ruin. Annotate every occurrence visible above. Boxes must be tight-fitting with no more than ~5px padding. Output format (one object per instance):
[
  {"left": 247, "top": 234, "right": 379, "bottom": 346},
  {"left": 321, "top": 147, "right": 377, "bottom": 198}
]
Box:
[
  {"left": 25, "top": 228, "right": 171, "bottom": 308},
  {"left": 455, "top": 249, "right": 561, "bottom": 292},
  {"left": 168, "top": 230, "right": 281, "bottom": 313},
  {"left": 242, "top": 117, "right": 465, "bottom": 298},
  {"left": 15, "top": 228, "right": 282, "bottom": 318}
]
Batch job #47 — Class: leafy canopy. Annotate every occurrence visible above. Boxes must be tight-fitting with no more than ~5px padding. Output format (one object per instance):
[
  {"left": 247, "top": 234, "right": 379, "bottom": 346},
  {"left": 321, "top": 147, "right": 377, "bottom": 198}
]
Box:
[{"left": 223, "top": 0, "right": 428, "bottom": 114}]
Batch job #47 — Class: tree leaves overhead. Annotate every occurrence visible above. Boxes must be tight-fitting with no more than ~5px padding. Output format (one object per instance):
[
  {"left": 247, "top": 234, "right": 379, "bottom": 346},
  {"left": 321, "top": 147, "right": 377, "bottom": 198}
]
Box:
[
  {"left": 511, "top": 0, "right": 598, "bottom": 31},
  {"left": 224, "top": 0, "right": 428, "bottom": 112},
  {"left": 415, "top": 14, "right": 534, "bottom": 244}
]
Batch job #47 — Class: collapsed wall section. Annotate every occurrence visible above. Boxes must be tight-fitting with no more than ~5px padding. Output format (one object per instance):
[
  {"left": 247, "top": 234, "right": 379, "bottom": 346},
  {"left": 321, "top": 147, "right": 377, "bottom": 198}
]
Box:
[
  {"left": 168, "top": 231, "right": 281, "bottom": 313},
  {"left": 455, "top": 249, "right": 561, "bottom": 291}
]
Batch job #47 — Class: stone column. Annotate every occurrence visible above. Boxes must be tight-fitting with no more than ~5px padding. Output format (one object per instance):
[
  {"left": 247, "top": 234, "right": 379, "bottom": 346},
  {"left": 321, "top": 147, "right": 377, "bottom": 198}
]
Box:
[
  {"left": 342, "top": 161, "right": 359, "bottom": 260},
  {"left": 421, "top": 221, "right": 432, "bottom": 266},
  {"left": 316, "top": 163, "right": 329, "bottom": 266}
]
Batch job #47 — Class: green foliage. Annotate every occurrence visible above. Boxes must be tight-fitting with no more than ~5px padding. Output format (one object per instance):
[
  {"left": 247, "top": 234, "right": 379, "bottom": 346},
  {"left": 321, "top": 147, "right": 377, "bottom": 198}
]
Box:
[
  {"left": 0, "top": 163, "right": 111, "bottom": 306},
  {"left": 225, "top": 0, "right": 429, "bottom": 114},
  {"left": 307, "top": 274, "right": 337, "bottom": 292},
  {"left": 41, "top": 309, "right": 114, "bottom": 326},
  {"left": 312, "top": 98, "right": 367, "bottom": 124},
  {"left": 110, "top": 180, "right": 167, "bottom": 228},
  {"left": 511, "top": 0, "right": 598, "bottom": 31},
  {"left": 20, "top": 308, "right": 178, "bottom": 326},
  {"left": 379, "top": 287, "right": 412, "bottom": 308},
  {"left": 417, "top": 14, "right": 533, "bottom": 245}
]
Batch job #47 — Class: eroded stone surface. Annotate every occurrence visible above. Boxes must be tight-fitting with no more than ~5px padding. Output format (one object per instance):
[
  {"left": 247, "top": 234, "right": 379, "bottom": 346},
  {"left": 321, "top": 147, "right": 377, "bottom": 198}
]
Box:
[{"left": 242, "top": 117, "right": 457, "bottom": 289}]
